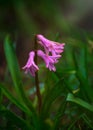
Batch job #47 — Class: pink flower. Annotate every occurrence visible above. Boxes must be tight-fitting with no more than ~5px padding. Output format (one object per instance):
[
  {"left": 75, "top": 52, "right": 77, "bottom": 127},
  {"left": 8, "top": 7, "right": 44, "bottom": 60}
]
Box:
[
  {"left": 23, "top": 34, "right": 65, "bottom": 75},
  {"left": 22, "top": 51, "right": 39, "bottom": 76},
  {"left": 37, "top": 34, "right": 65, "bottom": 56},
  {"left": 37, "top": 50, "right": 61, "bottom": 71}
]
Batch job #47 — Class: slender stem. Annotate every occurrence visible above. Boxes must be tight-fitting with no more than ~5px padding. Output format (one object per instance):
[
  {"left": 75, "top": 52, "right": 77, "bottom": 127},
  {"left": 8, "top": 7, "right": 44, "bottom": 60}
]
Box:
[{"left": 34, "top": 35, "right": 42, "bottom": 113}]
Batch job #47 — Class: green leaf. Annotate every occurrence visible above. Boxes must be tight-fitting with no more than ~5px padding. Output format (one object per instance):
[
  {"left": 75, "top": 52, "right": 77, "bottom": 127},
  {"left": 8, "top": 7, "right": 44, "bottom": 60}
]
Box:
[
  {"left": 4, "top": 35, "right": 36, "bottom": 112},
  {"left": 82, "top": 114, "right": 93, "bottom": 129},
  {"left": 4, "top": 35, "right": 25, "bottom": 101},
  {"left": 68, "top": 113, "right": 93, "bottom": 129},
  {"left": 68, "top": 114, "right": 84, "bottom": 130},
  {"left": 41, "top": 77, "right": 65, "bottom": 119},
  {"left": 53, "top": 97, "right": 67, "bottom": 130},
  {"left": 4, "top": 35, "right": 43, "bottom": 130},
  {"left": 0, "top": 105, "right": 33, "bottom": 130},
  {"left": 73, "top": 47, "right": 93, "bottom": 102},
  {"left": 0, "top": 83, "right": 31, "bottom": 115},
  {"left": 0, "top": 84, "right": 41, "bottom": 130},
  {"left": 67, "top": 93, "right": 93, "bottom": 112}
]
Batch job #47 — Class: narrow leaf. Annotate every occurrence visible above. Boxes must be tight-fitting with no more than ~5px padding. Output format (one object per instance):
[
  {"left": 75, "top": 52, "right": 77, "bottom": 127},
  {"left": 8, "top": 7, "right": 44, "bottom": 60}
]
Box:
[
  {"left": 0, "top": 83, "right": 31, "bottom": 115},
  {"left": 0, "top": 105, "right": 33, "bottom": 130},
  {"left": 41, "top": 78, "right": 65, "bottom": 119},
  {"left": 4, "top": 35, "right": 36, "bottom": 114},
  {"left": 4, "top": 35, "right": 25, "bottom": 101},
  {"left": 67, "top": 93, "right": 93, "bottom": 112}
]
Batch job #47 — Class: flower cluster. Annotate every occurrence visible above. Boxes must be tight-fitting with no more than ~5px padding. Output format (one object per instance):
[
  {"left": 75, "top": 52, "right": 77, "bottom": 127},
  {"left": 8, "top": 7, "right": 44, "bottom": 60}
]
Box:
[
  {"left": 22, "top": 51, "right": 39, "bottom": 77},
  {"left": 22, "top": 34, "right": 65, "bottom": 76}
]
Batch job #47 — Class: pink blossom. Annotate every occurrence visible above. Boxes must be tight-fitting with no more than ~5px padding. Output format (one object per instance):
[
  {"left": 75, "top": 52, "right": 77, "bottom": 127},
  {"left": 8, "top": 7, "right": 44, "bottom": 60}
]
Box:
[
  {"left": 37, "top": 50, "right": 61, "bottom": 71},
  {"left": 37, "top": 34, "right": 65, "bottom": 56},
  {"left": 22, "top": 51, "right": 39, "bottom": 76}
]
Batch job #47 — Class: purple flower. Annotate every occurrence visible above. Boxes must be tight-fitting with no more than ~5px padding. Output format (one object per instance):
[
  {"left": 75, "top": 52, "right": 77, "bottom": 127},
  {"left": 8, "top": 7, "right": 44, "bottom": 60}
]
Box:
[
  {"left": 22, "top": 51, "right": 39, "bottom": 76},
  {"left": 22, "top": 34, "right": 65, "bottom": 75},
  {"left": 37, "top": 34, "right": 65, "bottom": 56},
  {"left": 37, "top": 50, "right": 61, "bottom": 71}
]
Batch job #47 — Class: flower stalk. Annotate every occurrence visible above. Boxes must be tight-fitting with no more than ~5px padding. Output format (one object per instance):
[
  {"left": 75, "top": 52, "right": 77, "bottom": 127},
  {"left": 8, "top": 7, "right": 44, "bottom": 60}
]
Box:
[
  {"left": 34, "top": 35, "right": 42, "bottom": 113},
  {"left": 22, "top": 34, "right": 65, "bottom": 112}
]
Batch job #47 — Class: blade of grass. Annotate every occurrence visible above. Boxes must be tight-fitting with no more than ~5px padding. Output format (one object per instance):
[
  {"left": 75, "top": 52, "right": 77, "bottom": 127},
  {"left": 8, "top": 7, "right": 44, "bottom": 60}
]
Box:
[
  {"left": 0, "top": 105, "right": 33, "bottom": 130},
  {"left": 73, "top": 48, "right": 93, "bottom": 102},
  {"left": 68, "top": 114, "right": 83, "bottom": 130},
  {"left": 41, "top": 77, "right": 65, "bottom": 119},
  {"left": 67, "top": 93, "right": 93, "bottom": 112},
  {"left": 53, "top": 97, "right": 67, "bottom": 130},
  {"left": 68, "top": 113, "right": 93, "bottom": 130},
  {"left": 4, "top": 35, "right": 26, "bottom": 102},
  {"left": 0, "top": 84, "right": 41, "bottom": 129},
  {"left": 4, "top": 35, "right": 37, "bottom": 112},
  {"left": 0, "top": 83, "right": 31, "bottom": 115},
  {"left": 82, "top": 114, "right": 93, "bottom": 129},
  {"left": 4, "top": 35, "right": 43, "bottom": 130}
]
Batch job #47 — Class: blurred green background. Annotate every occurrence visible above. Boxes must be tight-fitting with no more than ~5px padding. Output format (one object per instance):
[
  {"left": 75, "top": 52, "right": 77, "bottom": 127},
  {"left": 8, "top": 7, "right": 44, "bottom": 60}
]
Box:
[
  {"left": 0, "top": 0, "right": 93, "bottom": 81},
  {"left": 1, "top": 0, "right": 93, "bottom": 130}
]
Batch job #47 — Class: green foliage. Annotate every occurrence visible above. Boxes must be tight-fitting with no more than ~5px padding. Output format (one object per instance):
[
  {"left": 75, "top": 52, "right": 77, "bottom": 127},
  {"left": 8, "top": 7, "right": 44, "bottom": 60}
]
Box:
[
  {"left": 67, "top": 93, "right": 93, "bottom": 112},
  {"left": 1, "top": 32, "right": 93, "bottom": 129},
  {"left": 0, "top": 3, "right": 93, "bottom": 127},
  {"left": 2, "top": 36, "right": 42, "bottom": 130},
  {"left": 0, "top": 105, "right": 33, "bottom": 130}
]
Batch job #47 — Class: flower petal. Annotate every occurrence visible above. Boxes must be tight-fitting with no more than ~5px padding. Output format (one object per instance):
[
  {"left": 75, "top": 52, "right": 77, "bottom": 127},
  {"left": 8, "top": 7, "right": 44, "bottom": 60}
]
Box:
[{"left": 22, "top": 51, "right": 39, "bottom": 76}]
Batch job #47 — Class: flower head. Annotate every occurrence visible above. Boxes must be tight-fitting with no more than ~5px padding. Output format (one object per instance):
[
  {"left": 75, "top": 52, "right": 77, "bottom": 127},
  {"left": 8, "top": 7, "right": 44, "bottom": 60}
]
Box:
[
  {"left": 37, "top": 34, "right": 65, "bottom": 56},
  {"left": 22, "top": 51, "right": 39, "bottom": 76},
  {"left": 37, "top": 50, "right": 61, "bottom": 71},
  {"left": 23, "top": 34, "right": 65, "bottom": 75}
]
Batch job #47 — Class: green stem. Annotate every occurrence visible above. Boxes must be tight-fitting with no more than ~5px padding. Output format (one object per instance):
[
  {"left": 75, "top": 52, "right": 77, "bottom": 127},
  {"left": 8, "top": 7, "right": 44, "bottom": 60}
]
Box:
[{"left": 34, "top": 35, "right": 42, "bottom": 113}]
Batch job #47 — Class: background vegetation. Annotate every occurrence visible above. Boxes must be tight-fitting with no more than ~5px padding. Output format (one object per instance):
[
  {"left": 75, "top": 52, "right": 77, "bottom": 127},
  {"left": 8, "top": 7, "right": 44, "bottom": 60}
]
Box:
[{"left": 0, "top": 0, "right": 93, "bottom": 129}]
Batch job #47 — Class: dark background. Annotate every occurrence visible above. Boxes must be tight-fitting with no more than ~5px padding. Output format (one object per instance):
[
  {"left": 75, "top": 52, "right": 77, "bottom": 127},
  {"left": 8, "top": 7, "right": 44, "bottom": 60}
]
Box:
[{"left": 0, "top": 0, "right": 93, "bottom": 80}]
